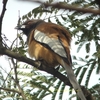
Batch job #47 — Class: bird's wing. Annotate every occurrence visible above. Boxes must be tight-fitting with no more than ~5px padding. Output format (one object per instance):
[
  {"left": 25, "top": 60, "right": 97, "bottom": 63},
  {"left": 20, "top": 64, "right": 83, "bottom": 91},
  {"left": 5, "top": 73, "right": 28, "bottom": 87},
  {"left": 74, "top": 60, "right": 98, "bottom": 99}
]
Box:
[
  {"left": 33, "top": 22, "right": 72, "bottom": 65},
  {"left": 34, "top": 29, "right": 67, "bottom": 58}
]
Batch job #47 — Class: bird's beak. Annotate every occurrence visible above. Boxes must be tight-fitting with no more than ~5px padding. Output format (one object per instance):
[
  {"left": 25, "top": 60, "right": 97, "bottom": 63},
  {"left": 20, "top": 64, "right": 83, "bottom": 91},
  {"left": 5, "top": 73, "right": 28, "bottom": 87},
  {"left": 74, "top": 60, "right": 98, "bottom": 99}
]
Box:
[
  {"left": 15, "top": 25, "right": 21, "bottom": 30},
  {"left": 15, "top": 25, "right": 25, "bottom": 30}
]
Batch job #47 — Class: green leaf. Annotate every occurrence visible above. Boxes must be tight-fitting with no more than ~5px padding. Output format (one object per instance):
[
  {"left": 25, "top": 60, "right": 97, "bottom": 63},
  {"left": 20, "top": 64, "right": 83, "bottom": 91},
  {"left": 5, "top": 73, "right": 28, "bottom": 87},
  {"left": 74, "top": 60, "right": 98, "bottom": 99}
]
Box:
[
  {"left": 61, "top": 15, "right": 67, "bottom": 21},
  {"left": 77, "top": 42, "right": 86, "bottom": 53},
  {"left": 28, "top": 12, "right": 32, "bottom": 17},
  {"left": 85, "top": 55, "right": 89, "bottom": 59},
  {"left": 72, "top": 56, "right": 77, "bottom": 60},
  {"left": 85, "top": 61, "right": 96, "bottom": 87},
  {"left": 78, "top": 68, "right": 87, "bottom": 84},
  {"left": 86, "top": 42, "right": 90, "bottom": 53},
  {"left": 51, "top": 80, "right": 62, "bottom": 100},
  {"left": 75, "top": 67, "right": 82, "bottom": 77}
]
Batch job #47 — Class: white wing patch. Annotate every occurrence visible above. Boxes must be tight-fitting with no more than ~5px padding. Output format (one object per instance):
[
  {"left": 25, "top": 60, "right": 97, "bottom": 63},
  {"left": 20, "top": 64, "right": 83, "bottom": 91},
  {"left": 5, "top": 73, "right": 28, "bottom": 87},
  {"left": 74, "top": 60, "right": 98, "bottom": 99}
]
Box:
[{"left": 34, "top": 29, "right": 67, "bottom": 58}]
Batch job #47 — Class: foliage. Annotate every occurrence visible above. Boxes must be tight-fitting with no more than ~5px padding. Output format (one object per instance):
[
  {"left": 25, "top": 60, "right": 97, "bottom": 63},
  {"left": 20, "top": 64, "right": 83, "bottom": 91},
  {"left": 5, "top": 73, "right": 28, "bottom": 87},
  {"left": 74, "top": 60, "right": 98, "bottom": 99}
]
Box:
[{"left": 0, "top": 0, "right": 100, "bottom": 100}]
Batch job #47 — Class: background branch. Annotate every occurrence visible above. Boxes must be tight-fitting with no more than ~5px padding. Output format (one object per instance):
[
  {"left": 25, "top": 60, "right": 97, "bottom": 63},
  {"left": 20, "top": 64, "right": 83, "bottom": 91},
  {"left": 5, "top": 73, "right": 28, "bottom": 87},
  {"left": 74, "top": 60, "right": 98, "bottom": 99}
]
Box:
[{"left": 20, "top": 0, "right": 100, "bottom": 15}]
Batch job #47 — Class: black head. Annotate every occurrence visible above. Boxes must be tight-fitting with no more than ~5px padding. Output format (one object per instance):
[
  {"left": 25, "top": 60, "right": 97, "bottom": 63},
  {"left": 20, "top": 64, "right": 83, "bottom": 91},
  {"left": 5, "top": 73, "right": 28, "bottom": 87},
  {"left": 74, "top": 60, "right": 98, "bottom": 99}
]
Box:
[{"left": 15, "top": 19, "right": 44, "bottom": 36}]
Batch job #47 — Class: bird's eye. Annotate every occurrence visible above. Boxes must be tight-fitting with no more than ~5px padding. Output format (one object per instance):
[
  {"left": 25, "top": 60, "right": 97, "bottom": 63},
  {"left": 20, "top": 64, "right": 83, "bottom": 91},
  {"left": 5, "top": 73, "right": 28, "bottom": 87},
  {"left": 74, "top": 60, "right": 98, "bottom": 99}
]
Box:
[{"left": 27, "top": 21, "right": 31, "bottom": 25}]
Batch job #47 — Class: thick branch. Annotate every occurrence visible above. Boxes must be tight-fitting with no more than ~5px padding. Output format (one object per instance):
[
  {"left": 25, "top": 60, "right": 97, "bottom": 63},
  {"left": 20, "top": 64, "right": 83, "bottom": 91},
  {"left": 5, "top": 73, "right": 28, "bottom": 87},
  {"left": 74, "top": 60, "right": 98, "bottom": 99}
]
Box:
[
  {"left": 20, "top": 0, "right": 100, "bottom": 15},
  {"left": 0, "top": 47, "right": 71, "bottom": 86}
]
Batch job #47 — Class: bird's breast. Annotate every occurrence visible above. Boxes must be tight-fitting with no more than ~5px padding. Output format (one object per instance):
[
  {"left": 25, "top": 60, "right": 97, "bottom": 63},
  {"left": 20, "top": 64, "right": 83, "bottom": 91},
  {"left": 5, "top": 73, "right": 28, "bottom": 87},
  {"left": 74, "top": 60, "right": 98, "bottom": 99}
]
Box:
[{"left": 28, "top": 40, "right": 60, "bottom": 67}]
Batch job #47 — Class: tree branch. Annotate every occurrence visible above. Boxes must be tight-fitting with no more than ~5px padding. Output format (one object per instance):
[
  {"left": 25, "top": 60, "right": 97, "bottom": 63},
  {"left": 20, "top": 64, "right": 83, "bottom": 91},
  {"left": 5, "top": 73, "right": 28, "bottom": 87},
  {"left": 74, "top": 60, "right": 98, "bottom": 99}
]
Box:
[
  {"left": 0, "top": 0, "right": 8, "bottom": 36},
  {"left": 0, "top": 87, "right": 21, "bottom": 94},
  {"left": 0, "top": 47, "right": 71, "bottom": 86},
  {"left": 20, "top": 0, "right": 100, "bottom": 15}
]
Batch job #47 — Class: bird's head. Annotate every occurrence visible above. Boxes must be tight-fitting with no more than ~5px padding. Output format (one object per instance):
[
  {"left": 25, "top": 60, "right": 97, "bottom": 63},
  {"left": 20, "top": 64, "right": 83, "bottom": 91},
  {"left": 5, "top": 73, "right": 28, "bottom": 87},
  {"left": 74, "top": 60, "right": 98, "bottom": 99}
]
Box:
[{"left": 15, "top": 19, "right": 44, "bottom": 36}]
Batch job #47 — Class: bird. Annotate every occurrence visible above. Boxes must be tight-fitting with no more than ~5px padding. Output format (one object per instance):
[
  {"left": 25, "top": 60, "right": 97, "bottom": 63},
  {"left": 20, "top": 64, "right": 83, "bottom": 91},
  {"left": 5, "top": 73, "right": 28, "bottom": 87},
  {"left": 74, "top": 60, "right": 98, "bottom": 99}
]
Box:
[{"left": 15, "top": 19, "right": 86, "bottom": 100}]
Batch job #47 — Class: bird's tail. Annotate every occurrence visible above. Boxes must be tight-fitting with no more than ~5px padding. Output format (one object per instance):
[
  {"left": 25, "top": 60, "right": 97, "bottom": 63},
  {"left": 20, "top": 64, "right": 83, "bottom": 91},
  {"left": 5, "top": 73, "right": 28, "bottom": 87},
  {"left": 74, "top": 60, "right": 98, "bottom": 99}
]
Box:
[{"left": 61, "top": 59, "right": 86, "bottom": 100}]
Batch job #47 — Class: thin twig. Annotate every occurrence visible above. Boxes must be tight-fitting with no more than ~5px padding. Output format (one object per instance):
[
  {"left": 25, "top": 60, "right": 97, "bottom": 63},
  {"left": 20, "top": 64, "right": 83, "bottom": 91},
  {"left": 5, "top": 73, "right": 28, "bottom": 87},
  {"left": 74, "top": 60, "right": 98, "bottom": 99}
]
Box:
[
  {"left": 0, "top": 87, "right": 21, "bottom": 94},
  {"left": 11, "top": 58, "right": 26, "bottom": 100},
  {"left": 0, "top": 61, "right": 26, "bottom": 99},
  {"left": 0, "top": 0, "right": 8, "bottom": 36}
]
